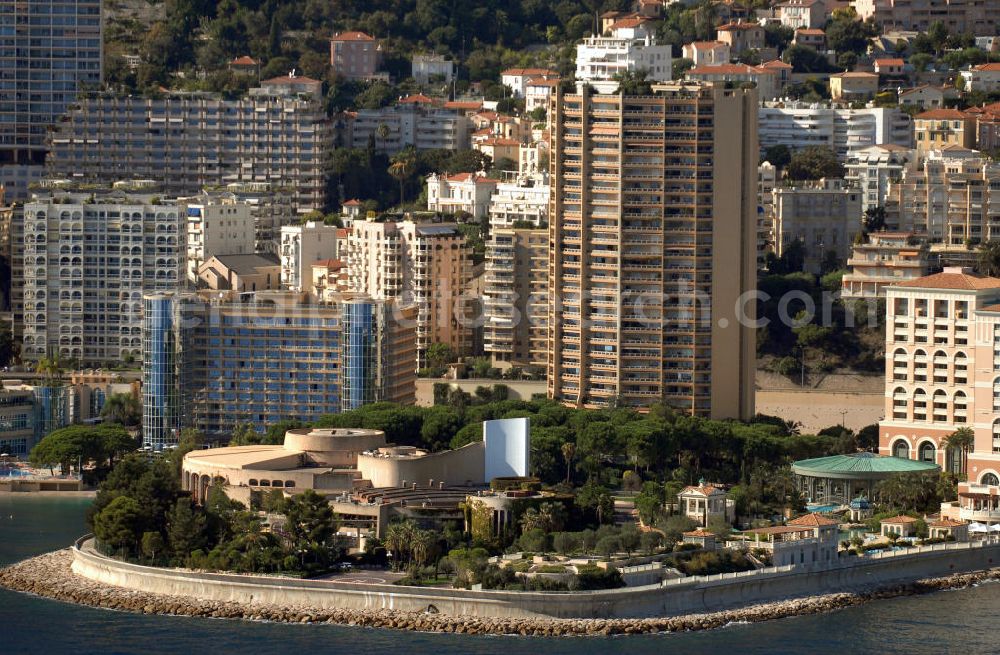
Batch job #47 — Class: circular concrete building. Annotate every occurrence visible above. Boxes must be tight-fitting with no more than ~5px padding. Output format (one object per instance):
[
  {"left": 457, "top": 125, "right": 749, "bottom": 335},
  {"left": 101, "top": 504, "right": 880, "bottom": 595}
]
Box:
[
  {"left": 792, "top": 452, "right": 940, "bottom": 505},
  {"left": 282, "top": 427, "right": 387, "bottom": 468}
]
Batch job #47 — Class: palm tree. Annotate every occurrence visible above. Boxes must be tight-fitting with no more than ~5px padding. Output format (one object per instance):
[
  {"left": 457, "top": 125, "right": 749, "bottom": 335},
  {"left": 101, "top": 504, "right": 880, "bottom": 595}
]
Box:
[
  {"left": 388, "top": 151, "right": 415, "bottom": 208},
  {"left": 100, "top": 393, "right": 142, "bottom": 427},
  {"left": 375, "top": 122, "right": 390, "bottom": 151},
  {"left": 36, "top": 353, "right": 65, "bottom": 384},
  {"left": 561, "top": 442, "right": 576, "bottom": 484},
  {"left": 944, "top": 427, "right": 974, "bottom": 477},
  {"left": 977, "top": 241, "right": 1000, "bottom": 276}
]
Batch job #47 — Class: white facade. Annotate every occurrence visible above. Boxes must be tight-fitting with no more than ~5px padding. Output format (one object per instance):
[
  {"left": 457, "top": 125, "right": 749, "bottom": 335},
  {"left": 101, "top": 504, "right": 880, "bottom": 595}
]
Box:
[
  {"left": 411, "top": 54, "right": 454, "bottom": 84},
  {"left": 21, "top": 190, "right": 183, "bottom": 366},
  {"left": 279, "top": 221, "right": 342, "bottom": 291},
  {"left": 483, "top": 418, "right": 530, "bottom": 481},
  {"left": 759, "top": 102, "right": 914, "bottom": 161},
  {"left": 960, "top": 64, "right": 1000, "bottom": 93},
  {"left": 426, "top": 172, "right": 498, "bottom": 219},
  {"left": 182, "top": 198, "right": 254, "bottom": 283},
  {"left": 575, "top": 26, "right": 672, "bottom": 94},
  {"left": 844, "top": 144, "right": 917, "bottom": 213},
  {"left": 488, "top": 175, "right": 550, "bottom": 228},
  {"left": 500, "top": 68, "right": 558, "bottom": 98}
]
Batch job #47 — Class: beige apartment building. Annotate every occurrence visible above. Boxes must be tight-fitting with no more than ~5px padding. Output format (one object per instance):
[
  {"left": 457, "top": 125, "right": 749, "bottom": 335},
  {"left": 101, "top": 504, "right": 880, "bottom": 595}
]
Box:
[
  {"left": 329, "top": 32, "right": 382, "bottom": 81},
  {"left": 884, "top": 148, "right": 1000, "bottom": 247},
  {"left": 483, "top": 228, "right": 548, "bottom": 371},
  {"left": 346, "top": 220, "right": 473, "bottom": 364},
  {"left": 841, "top": 232, "right": 930, "bottom": 300},
  {"left": 546, "top": 82, "right": 758, "bottom": 418},
  {"left": 853, "top": 0, "right": 997, "bottom": 35},
  {"left": 878, "top": 268, "right": 1000, "bottom": 523},
  {"left": 773, "top": 179, "right": 862, "bottom": 274}
]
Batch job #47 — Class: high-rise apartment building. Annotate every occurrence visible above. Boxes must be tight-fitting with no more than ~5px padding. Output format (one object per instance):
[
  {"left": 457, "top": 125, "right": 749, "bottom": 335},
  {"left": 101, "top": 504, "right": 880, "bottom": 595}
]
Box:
[
  {"left": 884, "top": 148, "right": 1000, "bottom": 247},
  {"left": 483, "top": 228, "right": 548, "bottom": 371},
  {"left": 45, "top": 78, "right": 330, "bottom": 212},
  {"left": 20, "top": 184, "right": 183, "bottom": 366},
  {"left": 142, "top": 291, "right": 417, "bottom": 446},
  {"left": 758, "top": 102, "right": 913, "bottom": 161},
  {"left": 854, "top": 0, "right": 996, "bottom": 36},
  {"left": 338, "top": 99, "right": 472, "bottom": 154},
  {"left": 547, "top": 83, "right": 758, "bottom": 418},
  {"left": 843, "top": 144, "right": 916, "bottom": 214},
  {"left": 347, "top": 220, "right": 473, "bottom": 363},
  {"left": 0, "top": 0, "right": 103, "bottom": 165}
]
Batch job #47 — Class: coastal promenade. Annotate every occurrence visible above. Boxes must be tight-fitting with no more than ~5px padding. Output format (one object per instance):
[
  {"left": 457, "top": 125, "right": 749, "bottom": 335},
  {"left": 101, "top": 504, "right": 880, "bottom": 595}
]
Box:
[{"left": 67, "top": 536, "right": 1000, "bottom": 620}]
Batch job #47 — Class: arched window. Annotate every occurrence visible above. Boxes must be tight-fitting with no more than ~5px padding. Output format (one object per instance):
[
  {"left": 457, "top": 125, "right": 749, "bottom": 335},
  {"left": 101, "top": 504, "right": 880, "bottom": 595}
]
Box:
[
  {"left": 955, "top": 352, "right": 968, "bottom": 384},
  {"left": 918, "top": 441, "right": 936, "bottom": 463},
  {"left": 913, "top": 350, "right": 927, "bottom": 382},
  {"left": 913, "top": 388, "right": 927, "bottom": 421},
  {"left": 993, "top": 378, "right": 1000, "bottom": 411},
  {"left": 892, "top": 386, "right": 907, "bottom": 420},
  {"left": 892, "top": 439, "right": 909, "bottom": 459},
  {"left": 981, "top": 472, "right": 999, "bottom": 487},
  {"left": 954, "top": 391, "right": 968, "bottom": 424},
  {"left": 933, "top": 350, "right": 948, "bottom": 383},
  {"left": 893, "top": 348, "right": 908, "bottom": 381},
  {"left": 933, "top": 390, "right": 948, "bottom": 422}
]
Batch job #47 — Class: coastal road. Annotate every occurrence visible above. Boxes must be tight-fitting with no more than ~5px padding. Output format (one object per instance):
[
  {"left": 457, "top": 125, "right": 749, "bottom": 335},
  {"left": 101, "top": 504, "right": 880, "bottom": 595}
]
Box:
[{"left": 314, "top": 569, "right": 406, "bottom": 585}]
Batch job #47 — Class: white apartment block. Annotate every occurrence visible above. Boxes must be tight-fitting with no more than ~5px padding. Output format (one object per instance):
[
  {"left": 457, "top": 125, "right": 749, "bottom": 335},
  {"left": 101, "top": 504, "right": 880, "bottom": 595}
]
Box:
[
  {"left": 575, "top": 23, "right": 672, "bottom": 94},
  {"left": 841, "top": 232, "right": 930, "bottom": 300},
  {"left": 776, "top": 0, "right": 826, "bottom": 29},
  {"left": 221, "top": 183, "right": 298, "bottom": 253},
  {"left": 279, "top": 221, "right": 342, "bottom": 291},
  {"left": 844, "top": 144, "right": 917, "bottom": 213},
  {"left": 181, "top": 197, "right": 254, "bottom": 283},
  {"left": 426, "top": 172, "right": 498, "bottom": 219},
  {"left": 346, "top": 220, "right": 473, "bottom": 361},
  {"left": 20, "top": 188, "right": 183, "bottom": 366},
  {"left": 884, "top": 148, "right": 1000, "bottom": 246},
  {"left": 501, "top": 68, "right": 559, "bottom": 98},
  {"left": 960, "top": 63, "right": 1000, "bottom": 93},
  {"left": 341, "top": 100, "right": 472, "bottom": 153},
  {"left": 46, "top": 80, "right": 330, "bottom": 213},
  {"left": 759, "top": 102, "right": 914, "bottom": 161},
  {"left": 525, "top": 78, "right": 560, "bottom": 117},
  {"left": 487, "top": 175, "right": 550, "bottom": 229},
  {"left": 774, "top": 179, "right": 862, "bottom": 273}
]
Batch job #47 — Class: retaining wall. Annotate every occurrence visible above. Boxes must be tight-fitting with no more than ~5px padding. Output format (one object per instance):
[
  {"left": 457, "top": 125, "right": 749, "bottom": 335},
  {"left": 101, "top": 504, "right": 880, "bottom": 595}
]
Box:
[{"left": 70, "top": 537, "right": 1000, "bottom": 619}]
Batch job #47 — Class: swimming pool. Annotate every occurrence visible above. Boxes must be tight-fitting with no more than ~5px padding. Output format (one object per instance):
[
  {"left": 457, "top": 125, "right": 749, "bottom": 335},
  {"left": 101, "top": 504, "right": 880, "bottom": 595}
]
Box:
[
  {"left": 0, "top": 468, "right": 30, "bottom": 478},
  {"left": 806, "top": 503, "right": 842, "bottom": 514}
]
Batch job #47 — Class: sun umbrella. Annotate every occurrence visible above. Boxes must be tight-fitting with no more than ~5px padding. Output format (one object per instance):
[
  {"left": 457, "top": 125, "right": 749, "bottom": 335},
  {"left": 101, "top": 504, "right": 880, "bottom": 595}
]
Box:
[{"left": 969, "top": 522, "right": 989, "bottom": 533}]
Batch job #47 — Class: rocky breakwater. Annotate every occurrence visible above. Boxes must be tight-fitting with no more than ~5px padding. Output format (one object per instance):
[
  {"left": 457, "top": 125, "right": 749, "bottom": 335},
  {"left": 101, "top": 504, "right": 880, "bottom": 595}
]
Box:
[{"left": 4, "top": 549, "right": 1000, "bottom": 636}]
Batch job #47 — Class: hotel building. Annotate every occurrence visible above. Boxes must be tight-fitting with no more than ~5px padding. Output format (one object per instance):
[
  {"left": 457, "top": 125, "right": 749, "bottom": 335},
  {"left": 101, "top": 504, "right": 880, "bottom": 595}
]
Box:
[
  {"left": 879, "top": 268, "right": 1000, "bottom": 523},
  {"left": 546, "top": 82, "right": 758, "bottom": 418},
  {"left": 141, "top": 291, "right": 417, "bottom": 447}
]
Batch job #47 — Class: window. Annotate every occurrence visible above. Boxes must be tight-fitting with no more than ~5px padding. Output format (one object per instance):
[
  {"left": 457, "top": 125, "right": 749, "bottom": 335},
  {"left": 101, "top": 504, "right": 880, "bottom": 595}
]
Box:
[
  {"left": 981, "top": 472, "right": 999, "bottom": 487},
  {"left": 892, "top": 439, "right": 909, "bottom": 459},
  {"left": 918, "top": 441, "right": 935, "bottom": 463}
]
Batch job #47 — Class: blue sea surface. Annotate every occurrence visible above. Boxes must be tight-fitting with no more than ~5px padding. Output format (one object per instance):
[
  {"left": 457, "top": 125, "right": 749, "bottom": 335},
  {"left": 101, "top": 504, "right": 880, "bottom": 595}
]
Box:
[{"left": 1, "top": 494, "right": 999, "bottom": 655}]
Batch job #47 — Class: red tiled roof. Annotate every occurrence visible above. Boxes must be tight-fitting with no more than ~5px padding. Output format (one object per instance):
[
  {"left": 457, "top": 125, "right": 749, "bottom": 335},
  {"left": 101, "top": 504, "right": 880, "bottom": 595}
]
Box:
[
  {"left": 875, "top": 58, "right": 905, "bottom": 67},
  {"left": 526, "top": 77, "right": 561, "bottom": 88},
  {"left": 342, "top": 199, "right": 361, "bottom": 206},
  {"left": 687, "top": 40, "right": 728, "bottom": 50},
  {"left": 332, "top": 31, "right": 375, "bottom": 42},
  {"left": 681, "top": 484, "right": 724, "bottom": 496},
  {"left": 688, "top": 63, "right": 765, "bottom": 75},
  {"left": 683, "top": 529, "right": 716, "bottom": 538},
  {"left": 478, "top": 137, "right": 521, "bottom": 147},
  {"left": 610, "top": 16, "right": 651, "bottom": 30},
  {"left": 501, "top": 68, "right": 558, "bottom": 77},
  {"left": 718, "top": 21, "right": 763, "bottom": 31},
  {"left": 787, "top": 513, "right": 839, "bottom": 527},
  {"left": 312, "top": 258, "right": 344, "bottom": 270},
  {"left": 832, "top": 71, "right": 878, "bottom": 79},
  {"left": 972, "top": 63, "right": 1000, "bottom": 72},
  {"left": 795, "top": 28, "right": 825, "bottom": 36},
  {"left": 894, "top": 271, "right": 1000, "bottom": 290},
  {"left": 443, "top": 100, "right": 483, "bottom": 110},
  {"left": 230, "top": 56, "right": 257, "bottom": 65},
  {"left": 929, "top": 518, "right": 966, "bottom": 528},
  {"left": 335, "top": 228, "right": 350, "bottom": 239},
  {"left": 262, "top": 74, "right": 320, "bottom": 85},
  {"left": 399, "top": 94, "right": 436, "bottom": 104},
  {"left": 760, "top": 59, "right": 793, "bottom": 70},
  {"left": 881, "top": 515, "right": 919, "bottom": 524},
  {"left": 915, "top": 108, "right": 969, "bottom": 119}
]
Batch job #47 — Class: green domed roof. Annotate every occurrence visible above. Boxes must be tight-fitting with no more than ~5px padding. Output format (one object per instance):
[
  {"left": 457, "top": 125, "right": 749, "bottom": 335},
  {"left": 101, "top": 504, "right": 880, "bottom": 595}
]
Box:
[{"left": 792, "top": 452, "right": 939, "bottom": 479}]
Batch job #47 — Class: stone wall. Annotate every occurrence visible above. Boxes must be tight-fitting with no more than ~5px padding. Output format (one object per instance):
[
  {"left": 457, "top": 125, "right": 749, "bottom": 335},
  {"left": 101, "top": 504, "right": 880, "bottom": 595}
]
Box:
[{"left": 70, "top": 537, "right": 1000, "bottom": 619}]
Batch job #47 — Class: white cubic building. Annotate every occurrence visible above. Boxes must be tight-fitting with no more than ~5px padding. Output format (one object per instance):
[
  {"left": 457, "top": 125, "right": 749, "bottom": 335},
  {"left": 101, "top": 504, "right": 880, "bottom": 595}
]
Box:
[
  {"left": 279, "top": 221, "right": 343, "bottom": 291},
  {"left": 758, "top": 102, "right": 914, "bottom": 161},
  {"left": 488, "top": 175, "right": 550, "bottom": 228},
  {"left": 575, "top": 22, "right": 672, "bottom": 94},
  {"left": 411, "top": 54, "right": 454, "bottom": 85},
  {"left": 426, "top": 172, "right": 498, "bottom": 220},
  {"left": 181, "top": 196, "right": 255, "bottom": 283},
  {"left": 483, "top": 418, "right": 530, "bottom": 481}
]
